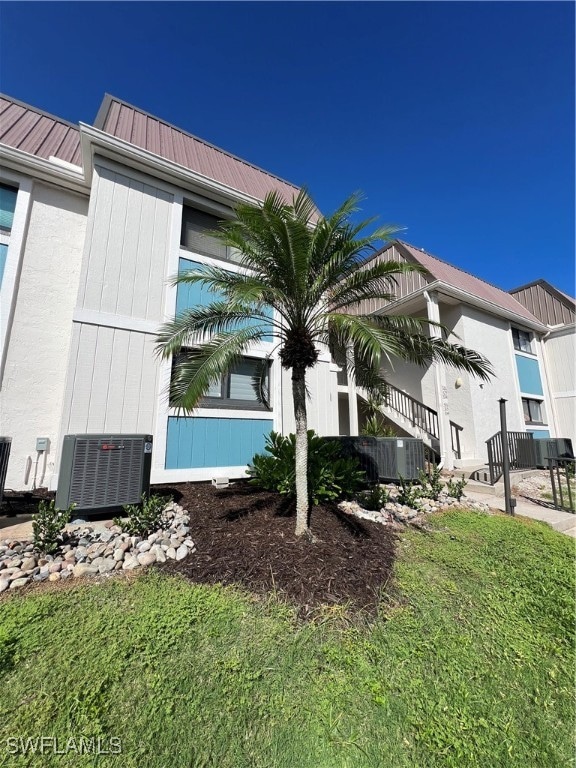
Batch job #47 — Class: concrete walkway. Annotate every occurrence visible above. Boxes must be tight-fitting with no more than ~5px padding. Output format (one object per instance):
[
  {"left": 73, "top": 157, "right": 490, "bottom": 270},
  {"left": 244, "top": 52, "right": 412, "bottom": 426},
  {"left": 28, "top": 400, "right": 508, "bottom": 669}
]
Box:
[{"left": 464, "top": 488, "right": 576, "bottom": 537}]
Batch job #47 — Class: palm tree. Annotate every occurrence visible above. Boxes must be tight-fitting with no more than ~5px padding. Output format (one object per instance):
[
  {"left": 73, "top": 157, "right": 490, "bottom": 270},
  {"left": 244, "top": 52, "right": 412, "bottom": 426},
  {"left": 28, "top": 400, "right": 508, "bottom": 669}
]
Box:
[{"left": 156, "top": 191, "right": 493, "bottom": 538}]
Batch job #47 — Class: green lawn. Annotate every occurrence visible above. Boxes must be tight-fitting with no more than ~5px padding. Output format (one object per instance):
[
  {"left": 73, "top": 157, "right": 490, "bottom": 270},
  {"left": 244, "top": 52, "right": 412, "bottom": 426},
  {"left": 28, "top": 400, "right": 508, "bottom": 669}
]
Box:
[{"left": 0, "top": 510, "right": 574, "bottom": 768}]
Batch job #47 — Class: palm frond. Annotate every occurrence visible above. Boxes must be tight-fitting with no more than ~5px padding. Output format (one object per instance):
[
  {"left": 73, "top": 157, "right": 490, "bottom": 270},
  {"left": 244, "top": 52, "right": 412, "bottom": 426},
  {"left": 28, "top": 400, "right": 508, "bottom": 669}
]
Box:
[
  {"left": 156, "top": 302, "right": 281, "bottom": 359},
  {"left": 169, "top": 327, "right": 264, "bottom": 412}
]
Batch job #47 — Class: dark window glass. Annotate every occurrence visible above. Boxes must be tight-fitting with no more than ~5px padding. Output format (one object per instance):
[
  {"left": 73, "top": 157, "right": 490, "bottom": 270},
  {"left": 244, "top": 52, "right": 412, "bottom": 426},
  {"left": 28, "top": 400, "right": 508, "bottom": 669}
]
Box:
[
  {"left": 512, "top": 327, "right": 533, "bottom": 354},
  {"left": 0, "top": 183, "right": 17, "bottom": 232},
  {"left": 522, "top": 398, "right": 544, "bottom": 424},
  {"left": 171, "top": 352, "right": 270, "bottom": 410},
  {"left": 180, "top": 205, "right": 242, "bottom": 263}
]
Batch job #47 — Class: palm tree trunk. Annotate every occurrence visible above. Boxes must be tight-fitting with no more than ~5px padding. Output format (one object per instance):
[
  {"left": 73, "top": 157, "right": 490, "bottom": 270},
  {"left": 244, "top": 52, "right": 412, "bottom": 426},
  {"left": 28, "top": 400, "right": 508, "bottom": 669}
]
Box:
[{"left": 292, "top": 365, "right": 310, "bottom": 537}]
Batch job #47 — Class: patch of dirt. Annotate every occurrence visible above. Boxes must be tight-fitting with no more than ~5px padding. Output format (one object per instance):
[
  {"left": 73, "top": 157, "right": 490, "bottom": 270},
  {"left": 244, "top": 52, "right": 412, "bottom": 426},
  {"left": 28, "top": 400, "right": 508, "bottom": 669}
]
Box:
[{"left": 153, "top": 481, "right": 397, "bottom": 616}]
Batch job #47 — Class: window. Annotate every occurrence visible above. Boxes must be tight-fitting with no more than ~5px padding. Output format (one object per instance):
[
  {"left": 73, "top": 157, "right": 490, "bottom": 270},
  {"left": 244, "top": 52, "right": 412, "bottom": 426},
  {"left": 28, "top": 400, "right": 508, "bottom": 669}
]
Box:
[
  {"left": 171, "top": 353, "right": 270, "bottom": 410},
  {"left": 0, "top": 183, "right": 17, "bottom": 233},
  {"left": 181, "top": 205, "right": 241, "bottom": 264},
  {"left": 522, "top": 398, "right": 545, "bottom": 425},
  {"left": 512, "top": 327, "right": 533, "bottom": 354}
]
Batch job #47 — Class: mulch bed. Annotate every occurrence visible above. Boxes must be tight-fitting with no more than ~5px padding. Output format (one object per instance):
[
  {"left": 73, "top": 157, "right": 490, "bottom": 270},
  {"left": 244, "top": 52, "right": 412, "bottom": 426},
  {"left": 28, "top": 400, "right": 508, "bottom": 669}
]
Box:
[{"left": 154, "top": 481, "right": 397, "bottom": 615}]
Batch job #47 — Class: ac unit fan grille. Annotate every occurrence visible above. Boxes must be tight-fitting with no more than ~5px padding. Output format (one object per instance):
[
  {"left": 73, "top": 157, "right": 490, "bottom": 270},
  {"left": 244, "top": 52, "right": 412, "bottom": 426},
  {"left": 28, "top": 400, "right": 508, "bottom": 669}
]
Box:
[{"left": 68, "top": 438, "right": 145, "bottom": 508}]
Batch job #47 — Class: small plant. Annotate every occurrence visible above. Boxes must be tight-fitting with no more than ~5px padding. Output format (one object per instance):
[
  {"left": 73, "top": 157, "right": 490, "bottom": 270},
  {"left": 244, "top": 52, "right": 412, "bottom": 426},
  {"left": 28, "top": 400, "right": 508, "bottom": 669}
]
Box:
[
  {"left": 114, "top": 494, "right": 171, "bottom": 537},
  {"left": 361, "top": 415, "right": 397, "bottom": 438},
  {"left": 360, "top": 484, "right": 389, "bottom": 511},
  {"left": 418, "top": 464, "right": 445, "bottom": 501},
  {"left": 446, "top": 474, "right": 468, "bottom": 501},
  {"left": 32, "top": 500, "right": 73, "bottom": 554},
  {"left": 397, "top": 476, "right": 423, "bottom": 508},
  {"left": 248, "top": 431, "right": 366, "bottom": 506}
]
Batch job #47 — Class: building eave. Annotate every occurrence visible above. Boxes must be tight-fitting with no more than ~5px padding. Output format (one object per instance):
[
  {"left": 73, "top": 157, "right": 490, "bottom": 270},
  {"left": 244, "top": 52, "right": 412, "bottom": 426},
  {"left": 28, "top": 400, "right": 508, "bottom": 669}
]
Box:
[
  {"left": 0, "top": 143, "right": 88, "bottom": 195},
  {"left": 370, "top": 281, "right": 548, "bottom": 333},
  {"left": 79, "top": 123, "right": 280, "bottom": 208}
]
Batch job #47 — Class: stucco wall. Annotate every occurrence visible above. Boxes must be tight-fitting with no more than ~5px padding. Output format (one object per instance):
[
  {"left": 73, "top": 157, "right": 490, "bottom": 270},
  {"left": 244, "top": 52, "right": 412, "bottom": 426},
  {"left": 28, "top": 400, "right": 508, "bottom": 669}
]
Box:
[
  {"left": 456, "top": 305, "right": 525, "bottom": 458},
  {"left": 1, "top": 183, "right": 88, "bottom": 490}
]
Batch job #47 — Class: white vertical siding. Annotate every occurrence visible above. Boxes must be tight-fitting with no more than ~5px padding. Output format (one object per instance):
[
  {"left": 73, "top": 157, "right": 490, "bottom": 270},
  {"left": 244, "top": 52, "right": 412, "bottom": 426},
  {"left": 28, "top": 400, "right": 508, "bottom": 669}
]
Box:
[
  {"left": 55, "top": 161, "right": 173, "bottom": 485},
  {"left": 281, "top": 361, "right": 339, "bottom": 436},
  {"left": 77, "top": 164, "right": 173, "bottom": 321},
  {"left": 63, "top": 324, "right": 159, "bottom": 436},
  {"left": 542, "top": 326, "right": 576, "bottom": 444}
]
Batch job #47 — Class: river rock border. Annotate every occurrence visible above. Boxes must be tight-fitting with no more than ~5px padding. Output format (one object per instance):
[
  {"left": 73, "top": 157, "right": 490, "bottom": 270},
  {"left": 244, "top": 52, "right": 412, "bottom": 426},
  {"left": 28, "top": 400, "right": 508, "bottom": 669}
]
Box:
[
  {"left": 0, "top": 501, "right": 194, "bottom": 593},
  {"left": 339, "top": 485, "right": 490, "bottom": 526}
]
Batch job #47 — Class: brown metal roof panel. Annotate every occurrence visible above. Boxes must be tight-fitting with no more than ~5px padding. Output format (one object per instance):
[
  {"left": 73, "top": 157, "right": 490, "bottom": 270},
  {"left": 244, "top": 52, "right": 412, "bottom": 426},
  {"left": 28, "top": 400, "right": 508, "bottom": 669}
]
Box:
[
  {"left": 34, "top": 121, "right": 69, "bottom": 159},
  {"left": 159, "top": 123, "right": 179, "bottom": 165},
  {"left": 96, "top": 96, "right": 300, "bottom": 203},
  {"left": 130, "top": 109, "right": 147, "bottom": 148},
  {"left": 398, "top": 242, "right": 540, "bottom": 324},
  {"left": 0, "top": 96, "right": 81, "bottom": 164},
  {"left": 0, "top": 99, "right": 26, "bottom": 131},
  {"left": 104, "top": 99, "right": 122, "bottom": 137},
  {"left": 56, "top": 129, "right": 82, "bottom": 165},
  {"left": 0, "top": 106, "right": 39, "bottom": 147}
]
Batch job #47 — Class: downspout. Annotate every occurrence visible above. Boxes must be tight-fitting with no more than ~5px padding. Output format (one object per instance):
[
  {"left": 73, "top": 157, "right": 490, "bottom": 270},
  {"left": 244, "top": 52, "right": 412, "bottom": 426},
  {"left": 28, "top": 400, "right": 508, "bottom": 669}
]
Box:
[
  {"left": 346, "top": 344, "right": 359, "bottom": 436},
  {"left": 423, "top": 290, "right": 449, "bottom": 470}
]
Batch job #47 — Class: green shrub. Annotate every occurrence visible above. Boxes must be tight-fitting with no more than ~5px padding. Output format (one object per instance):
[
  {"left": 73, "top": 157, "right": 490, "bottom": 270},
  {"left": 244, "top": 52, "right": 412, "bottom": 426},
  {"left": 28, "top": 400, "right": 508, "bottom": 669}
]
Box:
[
  {"left": 248, "top": 430, "right": 366, "bottom": 506},
  {"left": 360, "top": 484, "right": 389, "bottom": 511},
  {"left": 397, "top": 476, "right": 423, "bottom": 508},
  {"left": 446, "top": 474, "right": 467, "bottom": 500},
  {"left": 114, "top": 494, "right": 171, "bottom": 537},
  {"left": 32, "top": 500, "right": 73, "bottom": 554},
  {"left": 418, "top": 464, "right": 445, "bottom": 501},
  {"left": 360, "top": 415, "right": 397, "bottom": 438}
]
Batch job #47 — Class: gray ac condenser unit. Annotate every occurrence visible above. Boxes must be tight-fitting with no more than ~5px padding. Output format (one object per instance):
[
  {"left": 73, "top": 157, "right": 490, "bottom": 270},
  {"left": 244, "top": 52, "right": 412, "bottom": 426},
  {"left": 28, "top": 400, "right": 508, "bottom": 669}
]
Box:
[
  {"left": 56, "top": 434, "right": 153, "bottom": 514},
  {"left": 0, "top": 437, "right": 12, "bottom": 503},
  {"left": 533, "top": 438, "right": 574, "bottom": 468},
  {"left": 324, "top": 436, "right": 425, "bottom": 482}
]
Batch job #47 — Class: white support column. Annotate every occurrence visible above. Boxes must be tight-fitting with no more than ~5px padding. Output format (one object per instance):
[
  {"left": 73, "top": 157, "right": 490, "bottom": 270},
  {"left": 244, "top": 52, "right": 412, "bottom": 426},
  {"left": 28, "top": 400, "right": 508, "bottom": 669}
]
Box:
[
  {"left": 346, "top": 345, "right": 359, "bottom": 436},
  {"left": 424, "top": 290, "right": 454, "bottom": 469}
]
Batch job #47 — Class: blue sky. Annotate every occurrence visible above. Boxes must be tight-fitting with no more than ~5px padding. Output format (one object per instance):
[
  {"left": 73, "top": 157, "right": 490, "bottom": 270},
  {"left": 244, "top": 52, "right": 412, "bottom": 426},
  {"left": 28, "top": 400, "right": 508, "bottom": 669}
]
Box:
[{"left": 1, "top": 1, "right": 574, "bottom": 295}]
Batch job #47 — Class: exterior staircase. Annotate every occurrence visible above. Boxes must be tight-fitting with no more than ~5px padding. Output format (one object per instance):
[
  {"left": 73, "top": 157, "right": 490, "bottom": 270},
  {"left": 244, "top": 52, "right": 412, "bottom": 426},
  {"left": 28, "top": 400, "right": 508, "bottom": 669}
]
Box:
[{"left": 358, "top": 382, "right": 464, "bottom": 464}]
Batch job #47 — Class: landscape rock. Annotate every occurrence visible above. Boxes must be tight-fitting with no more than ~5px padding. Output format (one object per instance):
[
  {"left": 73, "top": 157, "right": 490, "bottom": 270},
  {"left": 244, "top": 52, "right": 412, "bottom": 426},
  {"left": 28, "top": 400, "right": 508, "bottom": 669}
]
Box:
[
  {"left": 10, "top": 577, "right": 29, "bottom": 589},
  {"left": 175, "top": 545, "right": 188, "bottom": 561},
  {"left": 73, "top": 563, "right": 98, "bottom": 578},
  {"left": 137, "top": 551, "right": 156, "bottom": 567}
]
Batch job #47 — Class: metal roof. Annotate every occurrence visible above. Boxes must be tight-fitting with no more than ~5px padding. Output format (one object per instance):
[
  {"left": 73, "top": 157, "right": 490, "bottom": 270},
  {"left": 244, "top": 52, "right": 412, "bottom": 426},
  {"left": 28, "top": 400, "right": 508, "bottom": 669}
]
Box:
[
  {"left": 94, "top": 94, "right": 301, "bottom": 203},
  {"left": 382, "top": 241, "right": 543, "bottom": 325},
  {"left": 0, "top": 94, "right": 81, "bottom": 166}
]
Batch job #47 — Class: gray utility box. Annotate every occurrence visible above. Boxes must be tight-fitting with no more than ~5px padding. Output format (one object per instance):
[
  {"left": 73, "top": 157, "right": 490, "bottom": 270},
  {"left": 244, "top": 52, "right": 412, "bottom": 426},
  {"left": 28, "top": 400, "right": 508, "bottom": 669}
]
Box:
[
  {"left": 324, "top": 436, "right": 425, "bottom": 483},
  {"left": 0, "top": 437, "right": 12, "bottom": 503},
  {"left": 56, "top": 434, "right": 153, "bottom": 514}
]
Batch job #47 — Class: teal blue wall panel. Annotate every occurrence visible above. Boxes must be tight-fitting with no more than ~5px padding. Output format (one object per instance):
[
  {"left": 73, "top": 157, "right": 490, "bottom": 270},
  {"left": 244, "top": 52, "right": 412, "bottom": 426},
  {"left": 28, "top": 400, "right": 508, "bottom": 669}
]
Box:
[
  {"left": 515, "top": 354, "right": 543, "bottom": 395},
  {"left": 0, "top": 244, "right": 8, "bottom": 284},
  {"left": 176, "top": 258, "right": 273, "bottom": 340},
  {"left": 166, "top": 416, "right": 273, "bottom": 469},
  {"left": 527, "top": 430, "right": 551, "bottom": 439}
]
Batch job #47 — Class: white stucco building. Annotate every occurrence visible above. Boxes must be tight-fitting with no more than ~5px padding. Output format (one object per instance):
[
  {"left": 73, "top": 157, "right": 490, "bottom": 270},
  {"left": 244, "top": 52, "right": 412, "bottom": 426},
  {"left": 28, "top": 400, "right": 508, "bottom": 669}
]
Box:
[{"left": 0, "top": 94, "right": 574, "bottom": 491}]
